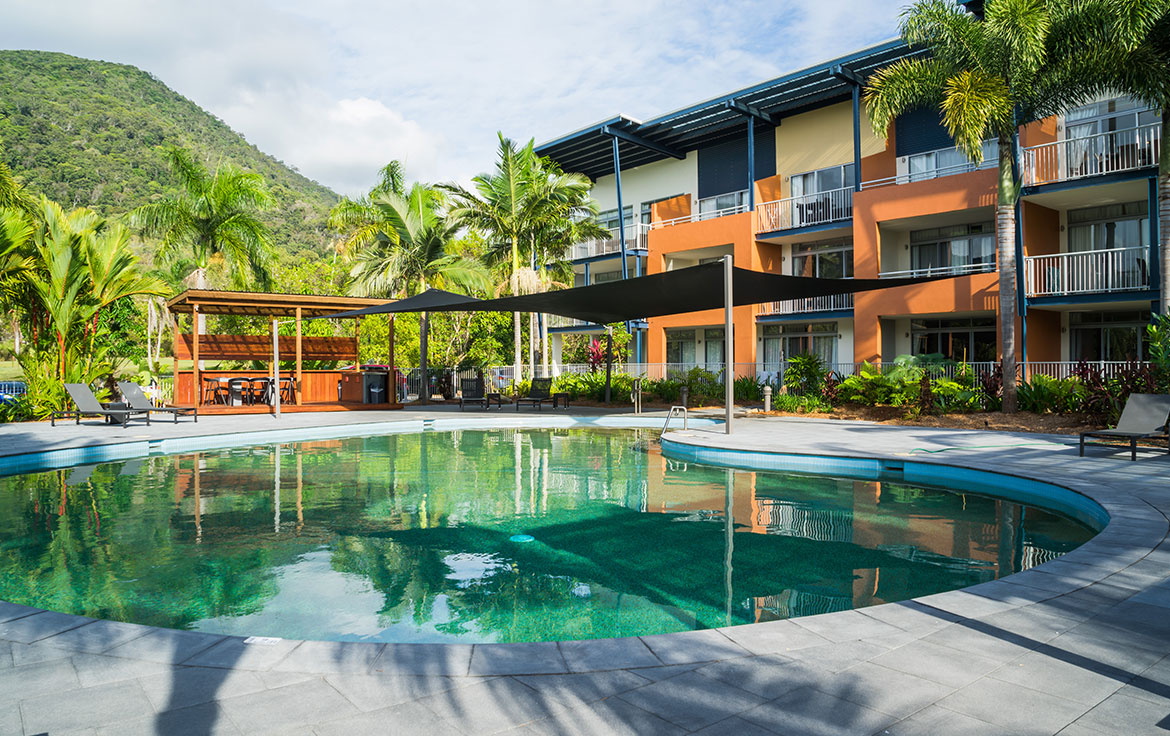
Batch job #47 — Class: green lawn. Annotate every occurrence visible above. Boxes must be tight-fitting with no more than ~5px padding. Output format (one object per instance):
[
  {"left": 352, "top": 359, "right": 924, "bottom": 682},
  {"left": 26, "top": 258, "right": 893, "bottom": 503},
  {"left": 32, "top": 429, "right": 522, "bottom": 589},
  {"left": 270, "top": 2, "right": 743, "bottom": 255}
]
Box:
[{"left": 0, "top": 361, "right": 21, "bottom": 381}]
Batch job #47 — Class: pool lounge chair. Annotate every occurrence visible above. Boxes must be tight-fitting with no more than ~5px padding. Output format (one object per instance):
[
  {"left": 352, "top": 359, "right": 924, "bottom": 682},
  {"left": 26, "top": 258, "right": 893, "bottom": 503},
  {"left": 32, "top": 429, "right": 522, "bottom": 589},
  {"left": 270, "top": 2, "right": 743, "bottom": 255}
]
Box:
[
  {"left": 459, "top": 378, "right": 501, "bottom": 411},
  {"left": 1080, "top": 393, "right": 1170, "bottom": 461},
  {"left": 516, "top": 377, "right": 554, "bottom": 411},
  {"left": 52, "top": 383, "right": 151, "bottom": 428},
  {"left": 118, "top": 381, "right": 197, "bottom": 423}
]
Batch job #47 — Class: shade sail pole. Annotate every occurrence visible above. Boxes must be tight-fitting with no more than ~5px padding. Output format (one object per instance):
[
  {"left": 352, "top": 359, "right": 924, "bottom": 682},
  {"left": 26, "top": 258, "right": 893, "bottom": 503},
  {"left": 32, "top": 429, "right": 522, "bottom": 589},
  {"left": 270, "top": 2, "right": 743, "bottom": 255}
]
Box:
[
  {"left": 723, "top": 254, "right": 733, "bottom": 434},
  {"left": 273, "top": 318, "right": 281, "bottom": 418}
]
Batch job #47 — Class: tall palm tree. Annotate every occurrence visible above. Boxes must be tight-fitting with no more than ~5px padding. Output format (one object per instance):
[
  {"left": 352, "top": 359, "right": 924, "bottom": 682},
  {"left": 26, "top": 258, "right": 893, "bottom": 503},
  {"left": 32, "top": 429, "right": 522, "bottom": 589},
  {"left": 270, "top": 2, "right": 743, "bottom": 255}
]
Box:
[
  {"left": 447, "top": 135, "right": 605, "bottom": 382},
  {"left": 346, "top": 183, "right": 488, "bottom": 402},
  {"left": 866, "top": 0, "right": 1102, "bottom": 412},
  {"left": 131, "top": 146, "right": 274, "bottom": 290},
  {"left": 1068, "top": 0, "right": 1170, "bottom": 313},
  {"left": 328, "top": 161, "right": 407, "bottom": 256},
  {"left": 0, "top": 158, "right": 36, "bottom": 217}
]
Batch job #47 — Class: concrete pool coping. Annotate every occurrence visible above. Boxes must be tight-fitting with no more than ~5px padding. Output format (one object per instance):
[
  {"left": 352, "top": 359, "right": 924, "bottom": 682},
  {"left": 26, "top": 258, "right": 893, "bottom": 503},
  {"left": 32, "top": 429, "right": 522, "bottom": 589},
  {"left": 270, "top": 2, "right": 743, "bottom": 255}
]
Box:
[{"left": 0, "top": 410, "right": 1168, "bottom": 734}]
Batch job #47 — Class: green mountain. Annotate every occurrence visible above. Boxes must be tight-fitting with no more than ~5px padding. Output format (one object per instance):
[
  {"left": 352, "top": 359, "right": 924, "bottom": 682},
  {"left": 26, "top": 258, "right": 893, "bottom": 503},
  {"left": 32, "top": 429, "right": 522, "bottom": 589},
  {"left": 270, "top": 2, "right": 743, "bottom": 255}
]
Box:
[{"left": 0, "top": 49, "right": 339, "bottom": 258}]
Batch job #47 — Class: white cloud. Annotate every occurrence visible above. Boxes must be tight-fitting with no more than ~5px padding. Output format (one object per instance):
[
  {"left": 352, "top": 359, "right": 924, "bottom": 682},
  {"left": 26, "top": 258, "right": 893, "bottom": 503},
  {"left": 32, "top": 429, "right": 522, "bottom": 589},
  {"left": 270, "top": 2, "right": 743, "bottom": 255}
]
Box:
[{"left": 0, "top": 0, "right": 906, "bottom": 194}]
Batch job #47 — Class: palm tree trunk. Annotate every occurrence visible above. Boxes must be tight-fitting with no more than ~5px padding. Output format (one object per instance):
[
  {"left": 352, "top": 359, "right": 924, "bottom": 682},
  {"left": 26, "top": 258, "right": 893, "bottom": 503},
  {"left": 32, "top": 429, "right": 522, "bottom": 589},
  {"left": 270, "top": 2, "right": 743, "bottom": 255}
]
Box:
[
  {"left": 996, "top": 133, "right": 1018, "bottom": 413},
  {"left": 1160, "top": 107, "right": 1169, "bottom": 315}
]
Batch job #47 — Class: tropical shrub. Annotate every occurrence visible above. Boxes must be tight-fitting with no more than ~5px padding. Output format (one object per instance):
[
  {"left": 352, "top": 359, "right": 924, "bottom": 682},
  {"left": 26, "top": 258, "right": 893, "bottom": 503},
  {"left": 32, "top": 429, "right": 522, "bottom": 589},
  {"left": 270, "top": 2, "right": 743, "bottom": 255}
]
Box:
[
  {"left": 783, "top": 353, "right": 827, "bottom": 396},
  {"left": 1148, "top": 315, "right": 1170, "bottom": 393},
  {"left": 1017, "top": 375, "right": 1083, "bottom": 414},
  {"left": 771, "top": 393, "right": 830, "bottom": 413}
]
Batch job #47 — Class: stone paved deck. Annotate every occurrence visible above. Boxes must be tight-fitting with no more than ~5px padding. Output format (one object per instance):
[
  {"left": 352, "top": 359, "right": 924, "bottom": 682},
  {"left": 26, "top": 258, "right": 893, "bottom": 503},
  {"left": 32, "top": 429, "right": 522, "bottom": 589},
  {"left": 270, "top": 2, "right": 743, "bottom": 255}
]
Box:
[{"left": 0, "top": 411, "right": 1167, "bottom": 735}]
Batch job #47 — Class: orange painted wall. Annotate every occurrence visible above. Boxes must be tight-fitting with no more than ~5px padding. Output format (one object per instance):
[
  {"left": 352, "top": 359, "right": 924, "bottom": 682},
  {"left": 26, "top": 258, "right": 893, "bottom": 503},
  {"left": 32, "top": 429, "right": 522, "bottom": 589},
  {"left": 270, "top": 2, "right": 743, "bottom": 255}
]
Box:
[
  {"left": 1020, "top": 118, "right": 1058, "bottom": 148},
  {"left": 1022, "top": 201, "right": 1060, "bottom": 257},
  {"left": 859, "top": 124, "right": 897, "bottom": 183},
  {"left": 1025, "top": 310, "right": 1061, "bottom": 362},
  {"left": 754, "top": 174, "right": 783, "bottom": 205},
  {"left": 651, "top": 194, "right": 691, "bottom": 223}
]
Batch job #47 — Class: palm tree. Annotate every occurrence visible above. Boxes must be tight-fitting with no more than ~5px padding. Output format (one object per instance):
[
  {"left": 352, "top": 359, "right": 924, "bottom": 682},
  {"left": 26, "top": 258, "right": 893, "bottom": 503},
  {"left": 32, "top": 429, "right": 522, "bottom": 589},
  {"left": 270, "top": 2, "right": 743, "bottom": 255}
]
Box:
[
  {"left": 447, "top": 135, "right": 605, "bottom": 383},
  {"left": 345, "top": 183, "right": 488, "bottom": 402},
  {"left": 131, "top": 146, "right": 274, "bottom": 290},
  {"left": 1068, "top": 1, "right": 1170, "bottom": 313},
  {"left": 328, "top": 161, "right": 407, "bottom": 255},
  {"left": 866, "top": 0, "right": 1104, "bottom": 412},
  {"left": 0, "top": 158, "right": 36, "bottom": 217}
]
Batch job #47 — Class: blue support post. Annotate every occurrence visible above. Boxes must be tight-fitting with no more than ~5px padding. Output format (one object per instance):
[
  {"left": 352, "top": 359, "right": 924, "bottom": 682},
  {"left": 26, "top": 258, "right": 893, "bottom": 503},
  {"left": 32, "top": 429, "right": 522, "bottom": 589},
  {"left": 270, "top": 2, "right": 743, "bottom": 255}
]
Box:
[
  {"left": 747, "top": 118, "right": 755, "bottom": 210},
  {"left": 613, "top": 137, "right": 629, "bottom": 280},
  {"left": 851, "top": 84, "right": 862, "bottom": 191},
  {"left": 1149, "top": 175, "right": 1161, "bottom": 314}
]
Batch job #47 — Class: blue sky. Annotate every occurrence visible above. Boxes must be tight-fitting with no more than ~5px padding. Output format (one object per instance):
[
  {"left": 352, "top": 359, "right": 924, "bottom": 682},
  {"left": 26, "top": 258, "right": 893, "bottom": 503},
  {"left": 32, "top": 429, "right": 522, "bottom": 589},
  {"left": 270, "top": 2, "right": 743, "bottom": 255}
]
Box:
[{"left": 0, "top": 0, "right": 907, "bottom": 195}]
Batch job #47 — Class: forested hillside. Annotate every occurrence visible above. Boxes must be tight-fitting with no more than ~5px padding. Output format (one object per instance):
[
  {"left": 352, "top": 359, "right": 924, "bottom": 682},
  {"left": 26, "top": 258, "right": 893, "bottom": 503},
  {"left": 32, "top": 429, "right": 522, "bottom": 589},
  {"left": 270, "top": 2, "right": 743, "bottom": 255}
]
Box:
[{"left": 0, "top": 49, "right": 339, "bottom": 257}]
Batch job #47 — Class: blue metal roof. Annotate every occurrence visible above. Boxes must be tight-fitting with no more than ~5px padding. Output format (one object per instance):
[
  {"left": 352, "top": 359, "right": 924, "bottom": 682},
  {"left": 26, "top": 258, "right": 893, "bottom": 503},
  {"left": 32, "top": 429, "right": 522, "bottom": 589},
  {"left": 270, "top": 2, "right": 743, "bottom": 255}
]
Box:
[{"left": 535, "top": 39, "right": 920, "bottom": 180}]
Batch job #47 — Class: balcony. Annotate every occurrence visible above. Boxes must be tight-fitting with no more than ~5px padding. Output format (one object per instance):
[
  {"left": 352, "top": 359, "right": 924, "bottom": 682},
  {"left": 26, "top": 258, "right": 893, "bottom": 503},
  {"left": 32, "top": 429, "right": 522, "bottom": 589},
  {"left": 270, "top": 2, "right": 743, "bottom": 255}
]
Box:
[
  {"left": 879, "top": 261, "right": 996, "bottom": 279},
  {"left": 1021, "top": 123, "right": 1160, "bottom": 187},
  {"left": 755, "top": 187, "right": 853, "bottom": 234},
  {"left": 547, "top": 314, "right": 599, "bottom": 329},
  {"left": 862, "top": 140, "right": 998, "bottom": 190},
  {"left": 652, "top": 190, "right": 749, "bottom": 229},
  {"left": 566, "top": 223, "right": 649, "bottom": 261},
  {"left": 1024, "top": 247, "right": 1150, "bottom": 297},
  {"left": 758, "top": 291, "right": 854, "bottom": 316}
]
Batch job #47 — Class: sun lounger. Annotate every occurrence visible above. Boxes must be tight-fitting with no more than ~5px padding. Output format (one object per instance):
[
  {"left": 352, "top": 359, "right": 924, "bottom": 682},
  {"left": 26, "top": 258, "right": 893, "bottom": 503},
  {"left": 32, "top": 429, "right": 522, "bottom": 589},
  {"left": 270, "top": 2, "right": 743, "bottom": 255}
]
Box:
[
  {"left": 118, "top": 381, "right": 197, "bottom": 423},
  {"left": 1080, "top": 393, "right": 1170, "bottom": 461},
  {"left": 52, "top": 383, "right": 151, "bottom": 428},
  {"left": 516, "top": 377, "right": 554, "bottom": 411}
]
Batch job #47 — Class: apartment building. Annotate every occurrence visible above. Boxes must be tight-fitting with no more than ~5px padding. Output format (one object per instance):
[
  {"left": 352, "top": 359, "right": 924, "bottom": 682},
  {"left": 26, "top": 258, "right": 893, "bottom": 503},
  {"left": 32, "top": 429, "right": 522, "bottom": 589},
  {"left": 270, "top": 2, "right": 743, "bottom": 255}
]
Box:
[{"left": 535, "top": 39, "right": 1162, "bottom": 377}]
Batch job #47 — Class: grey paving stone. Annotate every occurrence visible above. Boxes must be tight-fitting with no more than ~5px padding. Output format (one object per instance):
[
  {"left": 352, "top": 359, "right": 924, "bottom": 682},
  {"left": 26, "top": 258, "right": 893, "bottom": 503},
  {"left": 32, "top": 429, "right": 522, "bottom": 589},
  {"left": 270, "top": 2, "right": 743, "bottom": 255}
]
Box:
[
  {"left": 217, "top": 678, "right": 359, "bottom": 734},
  {"left": 183, "top": 635, "right": 303, "bottom": 670},
  {"left": 739, "top": 685, "right": 897, "bottom": 736},
  {"left": 104, "top": 627, "right": 226, "bottom": 664},
  {"left": 938, "top": 676, "right": 1091, "bottom": 734},
  {"left": 324, "top": 672, "right": 464, "bottom": 712},
  {"left": 639, "top": 629, "right": 750, "bottom": 665},
  {"left": 857, "top": 600, "right": 960, "bottom": 633},
  {"left": 0, "top": 657, "right": 82, "bottom": 704},
  {"left": 9, "top": 640, "right": 73, "bottom": 666},
  {"left": 20, "top": 678, "right": 156, "bottom": 734},
  {"left": 625, "top": 663, "right": 699, "bottom": 681},
  {"left": 39, "top": 619, "right": 154, "bottom": 654},
  {"left": 1131, "top": 584, "right": 1170, "bottom": 609},
  {"left": 817, "top": 661, "right": 952, "bottom": 718},
  {"left": 373, "top": 643, "right": 473, "bottom": 676},
  {"left": 920, "top": 621, "right": 1039, "bottom": 661},
  {"left": 691, "top": 715, "right": 781, "bottom": 735},
  {"left": 415, "top": 677, "right": 567, "bottom": 735},
  {"left": 869, "top": 639, "right": 1001, "bottom": 689},
  {"left": 781, "top": 639, "right": 890, "bottom": 674},
  {"left": 0, "top": 600, "right": 40, "bottom": 624},
  {"left": 558, "top": 636, "right": 661, "bottom": 671},
  {"left": 93, "top": 702, "right": 241, "bottom": 736},
  {"left": 1055, "top": 723, "right": 1111, "bottom": 736},
  {"left": 312, "top": 700, "right": 463, "bottom": 736},
  {"left": 716, "top": 619, "right": 832, "bottom": 655},
  {"left": 913, "top": 590, "right": 1019, "bottom": 619},
  {"left": 71, "top": 652, "right": 173, "bottom": 688},
  {"left": 257, "top": 669, "right": 317, "bottom": 689},
  {"left": 1050, "top": 627, "right": 1169, "bottom": 672},
  {"left": 0, "top": 702, "right": 20, "bottom": 736},
  {"left": 0, "top": 610, "right": 91, "bottom": 643},
  {"left": 877, "top": 704, "right": 1003, "bottom": 735},
  {"left": 696, "top": 654, "right": 827, "bottom": 700},
  {"left": 469, "top": 642, "right": 568, "bottom": 676},
  {"left": 1068, "top": 691, "right": 1170, "bottom": 736},
  {"left": 514, "top": 670, "right": 650, "bottom": 708},
  {"left": 136, "top": 664, "right": 269, "bottom": 712},
  {"left": 0, "top": 640, "right": 10, "bottom": 670},
  {"left": 615, "top": 669, "right": 765, "bottom": 730},
  {"left": 522, "top": 694, "right": 686, "bottom": 736},
  {"left": 989, "top": 650, "right": 1130, "bottom": 706},
  {"left": 977, "top": 605, "right": 1085, "bottom": 643},
  {"left": 270, "top": 640, "right": 386, "bottom": 675},
  {"left": 1121, "top": 653, "right": 1170, "bottom": 704},
  {"left": 791, "top": 609, "right": 904, "bottom": 643}
]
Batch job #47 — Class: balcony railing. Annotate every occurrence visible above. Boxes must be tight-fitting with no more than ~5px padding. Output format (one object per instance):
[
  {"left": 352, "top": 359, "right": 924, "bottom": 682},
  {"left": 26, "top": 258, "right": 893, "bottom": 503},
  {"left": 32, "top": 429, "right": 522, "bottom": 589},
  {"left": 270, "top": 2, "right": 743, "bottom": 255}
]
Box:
[
  {"left": 1024, "top": 247, "right": 1150, "bottom": 297},
  {"left": 879, "top": 261, "right": 996, "bottom": 279},
  {"left": 566, "top": 223, "right": 649, "bottom": 260},
  {"left": 755, "top": 187, "right": 853, "bottom": 233},
  {"left": 547, "top": 314, "right": 601, "bottom": 329},
  {"left": 1021, "top": 122, "right": 1160, "bottom": 186},
  {"left": 862, "top": 141, "right": 998, "bottom": 190},
  {"left": 651, "top": 192, "right": 750, "bottom": 229},
  {"left": 758, "top": 292, "right": 854, "bottom": 316}
]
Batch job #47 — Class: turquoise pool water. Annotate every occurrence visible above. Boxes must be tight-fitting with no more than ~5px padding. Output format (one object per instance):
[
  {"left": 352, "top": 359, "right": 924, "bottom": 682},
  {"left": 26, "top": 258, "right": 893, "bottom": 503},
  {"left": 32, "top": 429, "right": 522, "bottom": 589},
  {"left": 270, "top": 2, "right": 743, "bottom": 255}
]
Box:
[{"left": 0, "top": 428, "right": 1094, "bottom": 643}]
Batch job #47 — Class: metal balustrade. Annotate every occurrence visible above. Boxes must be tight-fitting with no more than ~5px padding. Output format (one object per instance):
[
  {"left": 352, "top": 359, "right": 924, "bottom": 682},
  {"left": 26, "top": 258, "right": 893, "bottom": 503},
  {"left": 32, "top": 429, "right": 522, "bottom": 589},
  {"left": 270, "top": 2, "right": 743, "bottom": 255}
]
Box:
[
  {"left": 755, "top": 186, "right": 853, "bottom": 233},
  {"left": 879, "top": 261, "right": 996, "bottom": 279},
  {"left": 566, "top": 223, "right": 649, "bottom": 261},
  {"left": 1024, "top": 247, "right": 1150, "bottom": 297},
  {"left": 758, "top": 292, "right": 854, "bottom": 316},
  {"left": 1022, "top": 122, "right": 1160, "bottom": 186},
  {"left": 861, "top": 141, "right": 998, "bottom": 190},
  {"left": 651, "top": 203, "right": 749, "bottom": 229}
]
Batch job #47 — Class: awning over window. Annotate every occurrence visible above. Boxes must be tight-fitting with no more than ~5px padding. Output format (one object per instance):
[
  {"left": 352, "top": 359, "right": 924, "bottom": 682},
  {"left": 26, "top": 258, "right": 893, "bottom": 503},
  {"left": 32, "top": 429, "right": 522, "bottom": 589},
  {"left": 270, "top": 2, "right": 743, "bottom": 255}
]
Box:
[{"left": 320, "top": 262, "right": 944, "bottom": 325}]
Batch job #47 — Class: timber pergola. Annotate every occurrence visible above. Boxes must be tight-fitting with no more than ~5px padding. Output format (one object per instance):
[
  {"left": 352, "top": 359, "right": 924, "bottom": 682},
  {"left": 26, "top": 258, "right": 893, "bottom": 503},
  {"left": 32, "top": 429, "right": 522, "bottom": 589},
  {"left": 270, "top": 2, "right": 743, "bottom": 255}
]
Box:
[{"left": 166, "top": 290, "right": 398, "bottom": 412}]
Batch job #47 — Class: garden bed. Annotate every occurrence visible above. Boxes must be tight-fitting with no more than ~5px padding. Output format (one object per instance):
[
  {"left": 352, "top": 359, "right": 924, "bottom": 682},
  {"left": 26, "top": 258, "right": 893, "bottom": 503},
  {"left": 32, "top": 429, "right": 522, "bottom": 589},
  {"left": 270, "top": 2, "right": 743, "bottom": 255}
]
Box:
[{"left": 753, "top": 404, "right": 1097, "bottom": 435}]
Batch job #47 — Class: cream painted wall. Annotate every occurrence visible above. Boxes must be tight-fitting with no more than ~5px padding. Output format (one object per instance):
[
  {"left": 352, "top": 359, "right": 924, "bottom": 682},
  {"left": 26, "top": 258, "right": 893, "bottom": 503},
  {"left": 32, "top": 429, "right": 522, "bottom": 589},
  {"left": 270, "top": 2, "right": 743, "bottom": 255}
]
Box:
[
  {"left": 590, "top": 151, "right": 699, "bottom": 215},
  {"left": 837, "top": 319, "right": 855, "bottom": 364},
  {"left": 776, "top": 101, "right": 886, "bottom": 198}
]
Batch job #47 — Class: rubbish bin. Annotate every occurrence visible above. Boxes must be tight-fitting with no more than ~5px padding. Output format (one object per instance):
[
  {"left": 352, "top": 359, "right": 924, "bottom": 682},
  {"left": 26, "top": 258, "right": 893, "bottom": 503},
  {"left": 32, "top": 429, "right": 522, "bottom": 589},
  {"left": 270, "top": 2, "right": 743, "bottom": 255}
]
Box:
[{"left": 364, "top": 371, "right": 388, "bottom": 404}]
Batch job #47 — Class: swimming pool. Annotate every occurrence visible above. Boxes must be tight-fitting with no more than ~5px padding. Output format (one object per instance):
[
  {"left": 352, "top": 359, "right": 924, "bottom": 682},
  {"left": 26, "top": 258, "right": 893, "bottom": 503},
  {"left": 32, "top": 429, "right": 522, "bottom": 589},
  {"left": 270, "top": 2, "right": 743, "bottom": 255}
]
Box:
[{"left": 0, "top": 427, "right": 1095, "bottom": 643}]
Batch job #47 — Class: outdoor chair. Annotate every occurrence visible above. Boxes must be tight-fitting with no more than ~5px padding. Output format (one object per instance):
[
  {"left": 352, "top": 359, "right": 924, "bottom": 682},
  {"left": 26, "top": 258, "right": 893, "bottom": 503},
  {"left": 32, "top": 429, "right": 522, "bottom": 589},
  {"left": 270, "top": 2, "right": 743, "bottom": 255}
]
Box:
[
  {"left": 1080, "top": 393, "right": 1170, "bottom": 461},
  {"left": 118, "top": 381, "right": 197, "bottom": 423},
  {"left": 459, "top": 378, "right": 501, "bottom": 411},
  {"left": 516, "top": 377, "right": 555, "bottom": 411},
  {"left": 51, "top": 383, "right": 151, "bottom": 428},
  {"left": 202, "top": 376, "right": 228, "bottom": 405},
  {"left": 227, "top": 377, "right": 251, "bottom": 406},
  {"left": 246, "top": 377, "right": 271, "bottom": 405}
]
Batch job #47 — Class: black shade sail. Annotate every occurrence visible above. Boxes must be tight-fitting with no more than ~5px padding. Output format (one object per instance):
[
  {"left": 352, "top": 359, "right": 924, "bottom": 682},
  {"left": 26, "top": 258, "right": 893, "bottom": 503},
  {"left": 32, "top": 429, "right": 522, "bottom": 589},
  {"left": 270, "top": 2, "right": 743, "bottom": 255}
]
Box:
[{"left": 322, "top": 262, "right": 945, "bottom": 324}]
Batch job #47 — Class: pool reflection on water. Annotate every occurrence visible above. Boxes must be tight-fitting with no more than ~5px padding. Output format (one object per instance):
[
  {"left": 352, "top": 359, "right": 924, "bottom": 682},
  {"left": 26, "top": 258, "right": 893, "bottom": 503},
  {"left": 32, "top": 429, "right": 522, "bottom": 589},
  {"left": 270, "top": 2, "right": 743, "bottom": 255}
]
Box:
[{"left": 0, "top": 428, "right": 1094, "bottom": 643}]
